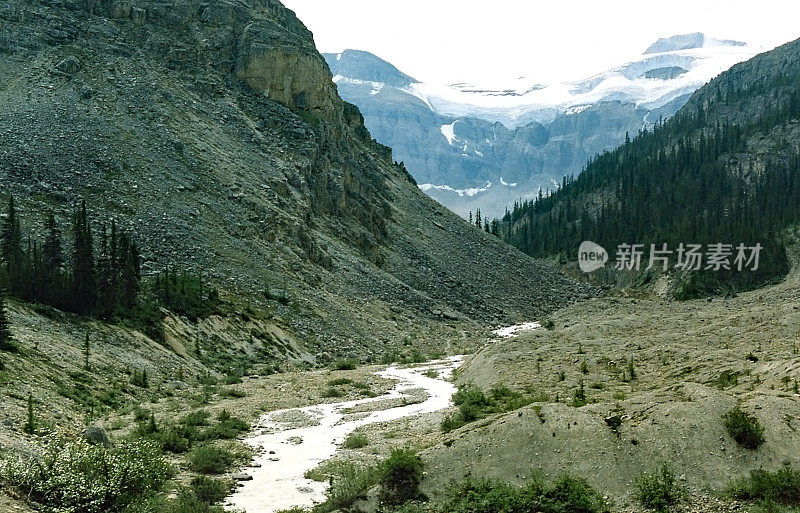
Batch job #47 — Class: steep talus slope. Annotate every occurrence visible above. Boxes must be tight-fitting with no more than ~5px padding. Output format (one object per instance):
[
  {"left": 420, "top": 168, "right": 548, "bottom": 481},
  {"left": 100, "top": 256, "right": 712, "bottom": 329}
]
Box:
[{"left": 0, "top": 0, "right": 590, "bottom": 360}]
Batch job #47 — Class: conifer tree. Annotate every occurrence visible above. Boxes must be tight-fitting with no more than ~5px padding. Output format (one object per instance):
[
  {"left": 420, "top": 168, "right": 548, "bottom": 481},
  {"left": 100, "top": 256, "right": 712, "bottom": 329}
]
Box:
[
  {"left": 0, "top": 290, "right": 15, "bottom": 352},
  {"left": 72, "top": 202, "right": 96, "bottom": 314},
  {"left": 83, "top": 333, "right": 90, "bottom": 371},
  {"left": 43, "top": 212, "right": 63, "bottom": 275},
  {"left": 97, "top": 224, "right": 115, "bottom": 319},
  {"left": 1, "top": 197, "right": 24, "bottom": 295}
]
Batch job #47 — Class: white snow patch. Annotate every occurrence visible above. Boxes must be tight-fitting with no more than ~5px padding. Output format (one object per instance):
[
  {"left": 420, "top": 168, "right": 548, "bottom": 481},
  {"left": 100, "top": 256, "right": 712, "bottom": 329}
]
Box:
[
  {"left": 419, "top": 181, "right": 492, "bottom": 197},
  {"left": 332, "top": 75, "right": 385, "bottom": 95},
  {"left": 566, "top": 104, "right": 590, "bottom": 115},
  {"left": 500, "top": 177, "right": 518, "bottom": 187},
  {"left": 336, "top": 53, "right": 342, "bottom": 61},
  {"left": 492, "top": 322, "right": 542, "bottom": 338},
  {"left": 475, "top": 149, "right": 484, "bottom": 157},
  {"left": 440, "top": 122, "right": 456, "bottom": 145},
  {"left": 401, "top": 44, "right": 762, "bottom": 128}
]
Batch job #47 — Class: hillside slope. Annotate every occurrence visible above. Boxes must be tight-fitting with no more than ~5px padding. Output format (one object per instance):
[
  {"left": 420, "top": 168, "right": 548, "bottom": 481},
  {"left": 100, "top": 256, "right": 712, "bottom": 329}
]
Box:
[
  {"left": 0, "top": 0, "right": 591, "bottom": 362},
  {"left": 498, "top": 37, "right": 800, "bottom": 296}
]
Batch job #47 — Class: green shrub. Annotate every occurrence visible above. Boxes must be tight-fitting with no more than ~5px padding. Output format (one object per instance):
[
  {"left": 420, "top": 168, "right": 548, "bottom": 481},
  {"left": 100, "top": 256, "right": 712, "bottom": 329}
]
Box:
[
  {"left": 714, "top": 370, "right": 740, "bottom": 390},
  {"left": 635, "top": 464, "right": 682, "bottom": 512},
  {"left": 342, "top": 434, "right": 369, "bottom": 449},
  {"left": 542, "top": 319, "right": 555, "bottom": 330},
  {"left": 199, "top": 410, "right": 249, "bottom": 441},
  {"left": 183, "top": 410, "right": 211, "bottom": 427},
  {"left": 727, "top": 466, "right": 800, "bottom": 506},
  {"left": 572, "top": 380, "right": 588, "bottom": 407},
  {"left": 321, "top": 387, "right": 344, "bottom": 398},
  {"left": 379, "top": 448, "right": 425, "bottom": 507},
  {"left": 440, "top": 413, "right": 466, "bottom": 433},
  {"left": 544, "top": 475, "right": 610, "bottom": 512},
  {"left": 315, "top": 462, "right": 380, "bottom": 512},
  {"left": 218, "top": 388, "right": 246, "bottom": 399},
  {"left": 440, "top": 475, "right": 610, "bottom": 513},
  {"left": 327, "top": 378, "right": 353, "bottom": 386},
  {"left": 133, "top": 406, "right": 151, "bottom": 422},
  {"left": 441, "top": 384, "right": 535, "bottom": 432},
  {"left": 333, "top": 359, "right": 358, "bottom": 371},
  {"left": 0, "top": 436, "right": 174, "bottom": 513},
  {"left": 188, "top": 445, "right": 235, "bottom": 474},
  {"left": 164, "top": 489, "right": 227, "bottom": 513},
  {"left": 724, "top": 406, "right": 765, "bottom": 449},
  {"left": 159, "top": 425, "right": 194, "bottom": 453},
  {"left": 190, "top": 476, "right": 230, "bottom": 504}
]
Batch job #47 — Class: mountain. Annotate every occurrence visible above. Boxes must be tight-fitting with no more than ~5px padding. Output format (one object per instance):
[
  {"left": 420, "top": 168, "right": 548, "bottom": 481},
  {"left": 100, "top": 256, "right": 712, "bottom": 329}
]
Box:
[
  {"left": 497, "top": 37, "right": 800, "bottom": 297},
  {"left": 324, "top": 36, "right": 759, "bottom": 218},
  {"left": 0, "top": 0, "right": 592, "bottom": 365},
  {"left": 644, "top": 32, "right": 746, "bottom": 54}
]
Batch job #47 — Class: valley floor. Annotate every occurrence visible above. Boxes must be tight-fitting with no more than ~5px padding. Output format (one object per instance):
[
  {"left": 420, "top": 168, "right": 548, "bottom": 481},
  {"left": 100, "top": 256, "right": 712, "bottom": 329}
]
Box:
[{"left": 2, "top": 267, "right": 800, "bottom": 512}]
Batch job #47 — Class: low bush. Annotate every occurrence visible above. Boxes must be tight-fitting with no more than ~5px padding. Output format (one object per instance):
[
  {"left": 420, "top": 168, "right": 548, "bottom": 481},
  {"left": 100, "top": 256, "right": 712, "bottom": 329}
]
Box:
[
  {"left": 328, "top": 378, "right": 353, "bottom": 386},
  {"left": 163, "top": 490, "right": 227, "bottom": 513},
  {"left": 441, "top": 385, "right": 535, "bottom": 432},
  {"left": 188, "top": 445, "right": 235, "bottom": 474},
  {"left": 200, "top": 410, "right": 249, "bottom": 441},
  {"left": 635, "top": 463, "right": 682, "bottom": 512},
  {"left": 379, "top": 448, "right": 426, "bottom": 508},
  {"left": 321, "top": 387, "right": 344, "bottom": 398},
  {"left": 133, "top": 406, "right": 151, "bottom": 422},
  {"left": 440, "top": 474, "right": 610, "bottom": 513},
  {"left": 182, "top": 410, "right": 211, "bottom": 427},
  {"left": 332, "top": 359, "right": 358, "bottom": 371},
  {"left": 724, "top": 405, "right": 765, "bottom": 449},
  {"left": 190, "top": 476, "right": 230, "bottom": 504},
  {"left": 159, "top": 425, "right": 194, "bottom": 453},
  {"left": 218, "top": 388, "right": 246, "bottom": 399},
  {"left": 342, "top": 434, "right": 369, "bottom": 449},
  {"left": 0, "top": 436, "right": 174, "bottom": 513},
  {"left": 727, "top": 465, "right": 800, "bottom": 506},
  {"left": 314, "top": 461, "right": 381, "bottom": 513}
]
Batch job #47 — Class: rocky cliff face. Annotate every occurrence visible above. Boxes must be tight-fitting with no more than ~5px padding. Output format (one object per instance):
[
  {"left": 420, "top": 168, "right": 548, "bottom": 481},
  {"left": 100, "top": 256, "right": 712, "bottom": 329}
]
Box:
[{"left": 0, "top": 0, "right": 591, "bottom": 361}]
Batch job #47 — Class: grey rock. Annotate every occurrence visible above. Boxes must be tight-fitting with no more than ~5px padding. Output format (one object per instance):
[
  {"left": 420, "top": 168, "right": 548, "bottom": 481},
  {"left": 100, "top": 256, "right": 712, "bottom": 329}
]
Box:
[{"left": 55, "top": 56, "right": 81, "bottom": 75}]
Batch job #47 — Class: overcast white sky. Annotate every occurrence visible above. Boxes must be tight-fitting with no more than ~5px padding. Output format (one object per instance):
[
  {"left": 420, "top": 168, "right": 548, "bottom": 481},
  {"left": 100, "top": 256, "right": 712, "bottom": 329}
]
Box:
[{"left": 282, "top": 0, "right": 800, "bottom": 87}]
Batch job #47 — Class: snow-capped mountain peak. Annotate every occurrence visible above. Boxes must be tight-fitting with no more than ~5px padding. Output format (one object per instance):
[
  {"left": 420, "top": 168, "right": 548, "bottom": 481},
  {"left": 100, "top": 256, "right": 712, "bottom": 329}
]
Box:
[{"left": 391, "top": 34, "right": 759, "bottom": 128}]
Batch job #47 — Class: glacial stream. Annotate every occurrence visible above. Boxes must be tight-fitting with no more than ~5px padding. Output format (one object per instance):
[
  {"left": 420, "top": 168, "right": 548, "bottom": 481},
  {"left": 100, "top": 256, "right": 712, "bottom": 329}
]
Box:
[{"left": 226, "top": 356, "right": 464, "bottom": 513}]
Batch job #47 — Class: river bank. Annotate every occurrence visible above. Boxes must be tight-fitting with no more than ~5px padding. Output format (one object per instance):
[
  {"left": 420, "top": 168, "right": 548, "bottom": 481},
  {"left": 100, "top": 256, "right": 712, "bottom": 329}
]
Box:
[{"left": 227, "top": 357, "right": 464, "bottom": 513}]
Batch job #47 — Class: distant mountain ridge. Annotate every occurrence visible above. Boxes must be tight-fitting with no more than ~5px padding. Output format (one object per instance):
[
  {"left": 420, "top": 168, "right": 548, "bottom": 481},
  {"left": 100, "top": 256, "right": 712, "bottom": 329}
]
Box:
[
  {"left": 324, "top": 35, "right": 759, "bottom": 218},
  {"left": 497, "top": 37, "right": 800, "bottom": 297}
]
